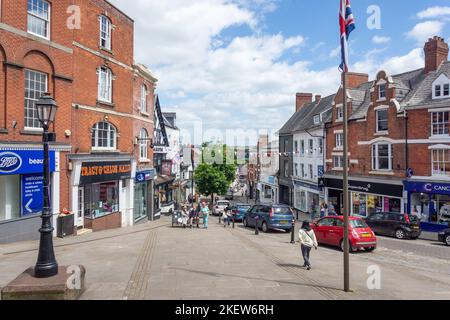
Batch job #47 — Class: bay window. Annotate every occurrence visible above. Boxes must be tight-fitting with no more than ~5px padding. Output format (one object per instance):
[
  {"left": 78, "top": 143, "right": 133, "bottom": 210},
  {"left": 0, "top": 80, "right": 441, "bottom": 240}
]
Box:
[{"left": 372, "top": 143, "right": 392, "bottom": 171}]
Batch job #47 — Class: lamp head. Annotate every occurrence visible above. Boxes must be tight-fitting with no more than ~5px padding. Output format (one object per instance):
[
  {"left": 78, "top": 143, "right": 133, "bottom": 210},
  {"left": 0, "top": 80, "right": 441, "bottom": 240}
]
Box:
[{"left": 36, "top": 93, "right": 58, "bottom": 126}]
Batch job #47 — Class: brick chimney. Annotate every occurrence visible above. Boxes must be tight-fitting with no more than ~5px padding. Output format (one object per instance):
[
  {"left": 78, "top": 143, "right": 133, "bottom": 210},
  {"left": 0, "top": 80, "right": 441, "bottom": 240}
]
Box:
[
  {"left": 341, "top": 72, "right": 369, "bottom": 89},
  {"left": 315, "top": 95, "right": 322, "bottom": 102},
  {"left": 296, "top": 93, "right": 313, "bottom": 112},
  {"left": 424, "top": 36, "right": 449, "bottom": 74}
]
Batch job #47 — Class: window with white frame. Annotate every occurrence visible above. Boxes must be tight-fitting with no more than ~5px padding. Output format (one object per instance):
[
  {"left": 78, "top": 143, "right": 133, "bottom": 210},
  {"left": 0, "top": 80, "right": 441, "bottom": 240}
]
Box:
[
  {"left": 140, "top": 128, "right": 149, "bottom": 160},
  {"left": 378, "top": 84, "right": 386, "bottom": 100},
  {"left": 318, "top": 138, "right": 323, "bottom": 155},
  {"left": 294, "top": 163, "right": 298, "bottom": 177},
  {"left": 308, "top": 139, "right": 313, "bottom": 156},
  {"left": 141, "top": 85, "right": 147, "bottom": 113},
  {"left": 313, "top": 114, "right": 320, "bottom": 124},
  {"left": 335, "top": 133, "right": 343, "bottom": 148},
  {"left": 309, "top": 164, "right": 313, "bottom": 180},
  {"left": 294, "top": 140, "right": 298, "bottom": 154},
  {"left": 376, "top": 109, "right": 389, "bottom": 132},
  {"left": 92, "top": 122, "right": 117, "bottom": 150},
  {"left": 432, "top": 111, "right": 449, "bottom": 136},
  {"left": 301, "top": 164, "right": 305, "bottom": 178},
  {"left": 372, "top": 143, "right": 392, "bottom": 171},
  {"left": 432, "top": 149, "right": 450, "bottom": 177},
  {"left": 336, "top": 106, "right": 343, "bottom": 120},
  {"left": 99, "top": 15, "right": 112, "bottom": 50},
  {"left": 24, "top": 69, "right": 47, "bottom": 129},
  {"left": 432, "top": 74, "right": 450, "bottom": 99},
  {"left": 284, "top": 160, "right": 289, "bottom": 177},
  {"left": 300, "top": 140, "right": 305, "bottom": 156},
  {"left": 98, "top": 66, "right": 112, "bottom": 103},
  {"left": 27, "top": 0, "right": 50, "bottom": 39},
  {"left": 333, "top": 155, "right": 343, "bottom": 169}
]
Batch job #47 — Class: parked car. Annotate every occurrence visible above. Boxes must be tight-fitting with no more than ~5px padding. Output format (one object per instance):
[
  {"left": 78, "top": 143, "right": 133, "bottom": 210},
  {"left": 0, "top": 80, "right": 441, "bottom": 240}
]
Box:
[
  {"left": 438, "top": 228, "right": 450, "bottom": 246},
  {"left": 213, "top": 200, "right": 230, "bottom": 216},
  {"left": 243, "top": 204, "right": 293, "bottom": 232},
  {"left": 365, "top": 212, "right": 421, "bottom": 240},
  {"left": 311, "top": 216, "right": 377, "bottom": 252},
  {"left": 229, "top": 203, "right": 252, "bottom": 222}
]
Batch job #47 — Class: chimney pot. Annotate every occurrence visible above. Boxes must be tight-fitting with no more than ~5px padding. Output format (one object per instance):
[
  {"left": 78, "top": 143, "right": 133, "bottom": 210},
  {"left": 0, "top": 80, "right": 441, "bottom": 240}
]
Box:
[{"left": 315, "top": 95, "right": 322, "bottom": 102}]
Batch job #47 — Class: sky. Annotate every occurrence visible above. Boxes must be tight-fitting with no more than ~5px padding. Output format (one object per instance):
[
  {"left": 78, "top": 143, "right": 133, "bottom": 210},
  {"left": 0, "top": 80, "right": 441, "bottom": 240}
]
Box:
[{"left": 109, "top": 0, "right": 450, "bottom": 145}]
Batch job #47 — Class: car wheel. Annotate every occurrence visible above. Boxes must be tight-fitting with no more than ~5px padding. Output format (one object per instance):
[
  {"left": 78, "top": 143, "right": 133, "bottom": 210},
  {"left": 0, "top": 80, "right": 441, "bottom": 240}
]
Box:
[
  {"left": 340, "top": 240, "right": 354, "bottom": 253},
  {"left": 395, "top": 229, "right": 406, "bottom": 240},
  {"left": 262, "top": 222, "right": 268, "bottom": 233},
  {"left": 365, "top": 247, "right": 376, "bottom": 252},
  {"left": 243, "top": 219, "right": 248, "bottom": 228},
  {"left": 445, "top": 235, "right": 450, "bottom": 246}
]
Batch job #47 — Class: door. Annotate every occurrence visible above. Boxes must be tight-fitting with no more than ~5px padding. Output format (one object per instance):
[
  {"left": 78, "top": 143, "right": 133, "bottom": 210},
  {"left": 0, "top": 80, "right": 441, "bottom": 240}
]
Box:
[
  {"left": 76, "top": 187, "right": 84, "bottom": 228},
  {"left": 315, "top": 218, "right": 334, "bottom": 244},
  {"left": 366, "top": 213, "right": 384, "bottom": 235},
  {"left": 329, "top": 218, "right": 344, "bottom": 246}
]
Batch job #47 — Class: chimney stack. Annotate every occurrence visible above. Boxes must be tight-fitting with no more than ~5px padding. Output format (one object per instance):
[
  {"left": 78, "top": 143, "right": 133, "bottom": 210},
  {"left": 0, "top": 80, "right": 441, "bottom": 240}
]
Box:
[
  {"left": 341, "top": 72, "right": 369, "bottom": 89},
  {"left": 424, "top": 36, "right": 449, "bottom": 74},
  {"left": 296, "top": 93, "right": 313, "bottom": 112},
  {"left": 315, "top": 95, "right": 322, "bottom": 102}
]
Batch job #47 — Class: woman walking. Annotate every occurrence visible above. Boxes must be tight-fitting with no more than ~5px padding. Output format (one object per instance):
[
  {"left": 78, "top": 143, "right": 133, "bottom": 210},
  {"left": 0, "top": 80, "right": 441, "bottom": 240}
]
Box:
[
  {"left": 201, "top": 201, "right": 210, "bottom": 229},
  {"left": 298, "top": 221, "right": 318, "bottom": 271}
]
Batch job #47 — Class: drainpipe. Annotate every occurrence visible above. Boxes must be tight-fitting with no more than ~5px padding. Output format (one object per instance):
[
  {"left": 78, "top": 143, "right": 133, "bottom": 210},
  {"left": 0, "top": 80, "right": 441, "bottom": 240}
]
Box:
[{"left": 404, "top": 110, "right": 409, "bottom": 177}]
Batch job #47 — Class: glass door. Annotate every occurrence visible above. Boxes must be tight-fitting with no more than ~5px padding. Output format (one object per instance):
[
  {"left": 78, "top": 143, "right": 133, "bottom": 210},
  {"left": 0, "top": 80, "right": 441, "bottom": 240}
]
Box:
[{"left": 77, "top": 187, "right": 84, "bottom": 228}]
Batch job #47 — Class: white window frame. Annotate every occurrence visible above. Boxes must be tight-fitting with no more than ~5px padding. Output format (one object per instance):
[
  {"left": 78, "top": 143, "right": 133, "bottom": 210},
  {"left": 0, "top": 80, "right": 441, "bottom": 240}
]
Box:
[
  {"left": 27, "top": 0, "right": 50, "bottom": 40},
  {"left": 99, "top": 15, "right": 112, "bottom": 50},
  {"left": 92, "top": 122, "right": 117, "bottom": 150},
  {"left": 431, "top": 111, "right": 449, "bottom": 136},
  {"left": 308, "top": 139, "right": 314, "bottom": 157},
  {"left": 294, "top": 163, "right": 299, "bottom": 177},
  {"left": 318, "top": 138, "right": 323, "bottom": 155},
  {"left": 432, "top": 74, "right": 450, "bottom": 99},
  {"left": 372, "top": 143, "right": 392, "bottom": 171},
  {"left": 336, "top": 106, "right": 343, "bottom": 121},
  {"left": 98, "top": 66, "right": 113, "bottom": 103},
  {"left": 378, "top": 84, "right": 386, "bottom": 100},
  {"left": 376, "top": 109, "right": 389, "bottom": 132},
  {"left": 139, "top": 128, "right": 149, "bottom": 160},
  {"left": 313, "top": 114, "right": 320, "bottom": 124},
  {"left": 309, "top": 164, "right": 313, "bottom": 180},
  {"left": 24, "top": 69, "right": 48, "bottom": 130},
  {"left": 335, "top": 133, "right": 344, "bottom": 148},
  {"left": 300, "top": 140, "right": 305, "bottom": 156},
  {"left": 141, "top": 85, "right": 148, "bottom": 113},
  {"left": 333, "top": 155, "right": 343, "bottom": 169},
  {"left": 432, "top": 149, "right": 450, "bottom": 177},
  {"left": 301, "top": 164, "right": 305, "bottom": 178}
]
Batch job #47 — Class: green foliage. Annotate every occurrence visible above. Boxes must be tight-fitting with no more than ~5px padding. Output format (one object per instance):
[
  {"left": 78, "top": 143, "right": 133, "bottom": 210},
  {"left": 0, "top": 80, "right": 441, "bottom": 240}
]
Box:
[{"left": 194, "top": 163, "right": 228, "bottom": 198}]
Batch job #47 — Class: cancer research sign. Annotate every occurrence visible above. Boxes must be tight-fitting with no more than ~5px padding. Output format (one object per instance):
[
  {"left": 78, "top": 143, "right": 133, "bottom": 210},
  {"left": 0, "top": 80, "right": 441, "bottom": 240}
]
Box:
[{"left": 0, "top": 150, "right": 56, "bottom": 175}]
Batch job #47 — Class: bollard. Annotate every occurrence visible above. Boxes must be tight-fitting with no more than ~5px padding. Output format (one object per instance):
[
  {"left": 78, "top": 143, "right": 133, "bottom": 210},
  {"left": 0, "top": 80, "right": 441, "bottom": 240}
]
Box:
[
  {"left": 232, "top": 215, "right": 235, "bottom": 229},
  {"left": 290, "top": 218, "right": 296, "bottom": 244},
  {"left": 219, "top": 215, "right": 221, "bottom": 224},
  {"left": 255, "top": 215, "right": 259, "bottom": 235}
]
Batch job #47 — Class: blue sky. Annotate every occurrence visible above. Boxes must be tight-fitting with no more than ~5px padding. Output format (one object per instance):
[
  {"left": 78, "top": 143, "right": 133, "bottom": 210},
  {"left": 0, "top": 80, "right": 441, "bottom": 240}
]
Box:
[{"left": 111, "top": 0, "right": 450, "bottom": 145}]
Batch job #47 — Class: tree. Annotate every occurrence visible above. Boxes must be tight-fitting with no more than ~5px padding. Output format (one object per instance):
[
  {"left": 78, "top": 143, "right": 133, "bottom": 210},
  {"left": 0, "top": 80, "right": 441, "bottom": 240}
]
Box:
[{"left": 194, "top": 163, "right": 228, "bottom": 203}]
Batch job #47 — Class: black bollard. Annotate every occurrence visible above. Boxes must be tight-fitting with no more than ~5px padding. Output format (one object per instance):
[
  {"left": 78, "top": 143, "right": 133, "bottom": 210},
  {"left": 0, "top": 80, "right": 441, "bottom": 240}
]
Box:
[
  {"left": 219, "top": 214, "right": 221, "bottom": 224},
  {"left": 290, "top": 218, "right": 296, "bottom": 244},
  {"left": 255, "top": 216, "right": 259, "bottom": 235},
  {"left": 232, "top": 215, "right": 235, "bottom": 229}
]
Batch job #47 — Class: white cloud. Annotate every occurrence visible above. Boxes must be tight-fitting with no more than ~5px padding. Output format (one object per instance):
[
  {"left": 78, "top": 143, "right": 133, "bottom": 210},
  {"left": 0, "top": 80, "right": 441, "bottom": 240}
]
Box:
[
  {"left": 417, "top": 6, "right": 450, "bottom": 19},
  {"left": 372, "top": 35, "right": 391, "bottom": 44},
  {"left": 406, "top": 20, "right": 445, "bottom": 44},
  {"left": 329, "top": 46, "right": 340, "bottom": 58}
]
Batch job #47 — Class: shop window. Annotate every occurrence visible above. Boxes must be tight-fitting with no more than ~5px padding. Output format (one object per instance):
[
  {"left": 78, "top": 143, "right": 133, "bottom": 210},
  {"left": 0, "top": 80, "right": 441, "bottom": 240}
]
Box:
[
  {"left": 376, "top": 109, "right": 388, "bottom": 132},
  {"left": 97, "top": 66, "right": 113, "bottom": 103},
  {"left": 99, "top": 15, "right": 112, "bottom": 50},
  {"left": 432, "top": 149, "right": 450, "bottom": 177},
  {"left": 372, "top": 143, "right": 392, "bottom": 171},
  {"left": 367, "top": 195, "right": 383, "bottom": 216},
  {"left": 91, "top": 122, "right": 117, "bottom": 150},
  {"left": 0, "top": 175, "right": 21, "bottom": 222},
  {"left": 84, "top": 181, "right": 119, "bottom": 219},
  {"left": 352, "top": 192, "right": 367, "bottom": 217},
  {"left": 295, "top": 190, "right": 307, "bottom": 212},
  {"left": 431, "top": 111, "right": 449, "bottom": 136},
  {"left": 25, "top": 69, "right": 47, "bottom": 129},
  {"left": 27, "top": 0, "right": 50, "bottom": 39}
]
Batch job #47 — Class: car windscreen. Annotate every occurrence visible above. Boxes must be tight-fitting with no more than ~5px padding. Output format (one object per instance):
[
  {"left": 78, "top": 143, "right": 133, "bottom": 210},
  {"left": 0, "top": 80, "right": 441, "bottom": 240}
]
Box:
[
  {"left": 237, "top": 205, "right": 251, "bottom": 210},
  {"left": 350, "top": 219, "right": 369, "bottom": 228},
  {"left": 273, "top": 207, "right": 292, "bottom": 215},
  {"left": 217, "top": 202, "right": 229, "bottom": 206}
]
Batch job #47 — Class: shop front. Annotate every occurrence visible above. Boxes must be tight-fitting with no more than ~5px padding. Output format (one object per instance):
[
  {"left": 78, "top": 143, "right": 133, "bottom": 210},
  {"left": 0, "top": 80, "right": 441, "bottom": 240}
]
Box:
[
  {"left": 404, "top": 180, "right": 450, "bottom": 232},
  {"left": 293, "top": 179, "right": 324, "bottom": 215},
  {"left": 0, "top": 148, "right": 59, "bottom": 244},
  {"left": 134, "top": 169, "right": 156, "bottom": 222},
  {"left": 154, "top": 175, "right": 175, "bottom": 218},
  {"left": 324, "top": 176, "right": 404, "bottom": 217},
  {"left": 70, "top": 155, "right": 135, "bottom": 232},
  {"left": 258, "top": 175, "right": 278, "bottom": 204}
]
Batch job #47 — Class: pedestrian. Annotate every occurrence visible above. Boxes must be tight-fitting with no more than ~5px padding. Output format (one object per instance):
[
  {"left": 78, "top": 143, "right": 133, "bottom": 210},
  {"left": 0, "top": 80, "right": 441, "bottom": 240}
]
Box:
[
  {"left": 188, "top": 206, "right": 195, "bottom": 229},
  {"left": 222, "top": 206, "right": 229, "bottom": 228},
  {"left": 298, "top": 221, "right": 318, "bottom": 271},
  {"left": 201, "top": 201, "right": 210, "bottom": 229},
  {"left": 320, "top": 203, "right": 328, "bottom": 219},
  {"left": 181, "top": 205, "right": 189, "bottom": 228},
  {"left": 328, "top": 202, "right": 336, "bottom": 216}
]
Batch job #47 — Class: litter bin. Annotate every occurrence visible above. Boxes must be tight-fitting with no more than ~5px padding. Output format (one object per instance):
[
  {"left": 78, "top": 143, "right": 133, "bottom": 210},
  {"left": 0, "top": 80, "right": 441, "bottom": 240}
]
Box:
[{"left": 57, "top": 214, "right": 75, "bottom": 238}]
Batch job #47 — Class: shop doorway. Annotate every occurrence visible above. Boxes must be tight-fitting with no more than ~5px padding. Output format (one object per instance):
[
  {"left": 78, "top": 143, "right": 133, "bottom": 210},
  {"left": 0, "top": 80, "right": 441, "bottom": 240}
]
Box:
[
  {"left": 77, "top": 187, "right": 84, "bottom": 228},
  {"left": 328, "top": 188, "right": 342, "bottom": 215}
]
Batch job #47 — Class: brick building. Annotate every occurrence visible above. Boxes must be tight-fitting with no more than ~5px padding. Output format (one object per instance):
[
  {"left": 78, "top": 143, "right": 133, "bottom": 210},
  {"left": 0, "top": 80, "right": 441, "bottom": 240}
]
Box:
[
  {"left": 0, "top": 0, "right": 157, "bottom": 243},
  {"left": 323, "top": 37, "right": 450, "bottom": 232}
]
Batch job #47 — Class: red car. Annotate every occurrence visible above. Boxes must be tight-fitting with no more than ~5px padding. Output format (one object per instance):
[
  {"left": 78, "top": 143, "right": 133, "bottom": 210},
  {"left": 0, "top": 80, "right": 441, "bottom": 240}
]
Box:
[{"left": 311, "top": 216, "right": 377, "bottom": 252}]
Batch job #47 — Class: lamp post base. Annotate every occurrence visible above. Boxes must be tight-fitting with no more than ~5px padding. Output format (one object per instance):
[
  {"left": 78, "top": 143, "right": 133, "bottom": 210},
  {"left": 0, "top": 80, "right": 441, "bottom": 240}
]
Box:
[{"left": 1, "top": 266, "right": 86, "bottom": 300}]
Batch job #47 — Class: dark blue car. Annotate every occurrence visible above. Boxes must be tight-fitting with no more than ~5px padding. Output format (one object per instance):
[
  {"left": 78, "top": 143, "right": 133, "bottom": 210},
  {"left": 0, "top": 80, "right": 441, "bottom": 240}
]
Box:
[
  {"left": 229, "top": 203, "right": 252, "bottom": 222},
  {"left": 243, "top": 204, "right": 293, "bottom": 232}
]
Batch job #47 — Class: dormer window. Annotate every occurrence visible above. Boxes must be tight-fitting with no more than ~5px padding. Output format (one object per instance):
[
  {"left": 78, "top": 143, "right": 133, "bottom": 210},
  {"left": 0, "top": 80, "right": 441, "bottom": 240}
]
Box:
[
  {"left": 378, "top": 84, "right": 386, "bottom": 100},
  {"left": 313, "top": 114, "right": 321, "bottom": 125},
  {"left": 432, "top": 74, "right": 450, "bottom": 99}
]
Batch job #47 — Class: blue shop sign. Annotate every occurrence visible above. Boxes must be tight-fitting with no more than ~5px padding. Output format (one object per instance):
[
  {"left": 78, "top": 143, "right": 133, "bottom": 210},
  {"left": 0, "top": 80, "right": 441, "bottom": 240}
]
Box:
[
  {"left": 21, "top": 174, "right": 44, "bottom": 216},
  {"left": 405, "top": 181, "right": 450, "bottom": 196},
  {"left": 135, "top": 169, "right": 156, "bottom": 183},
  {"left": 268, "top": 176, "right": 275, "bottom": 185},
  {"left": 0, "top": 150, "right": 55, "bottom": 175}
]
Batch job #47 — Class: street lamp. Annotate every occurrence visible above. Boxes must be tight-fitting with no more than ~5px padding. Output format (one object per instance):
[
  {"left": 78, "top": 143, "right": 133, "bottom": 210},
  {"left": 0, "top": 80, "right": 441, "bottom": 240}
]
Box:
[{"left": 34, "top": 93, "right": 58, "bottom": 278}]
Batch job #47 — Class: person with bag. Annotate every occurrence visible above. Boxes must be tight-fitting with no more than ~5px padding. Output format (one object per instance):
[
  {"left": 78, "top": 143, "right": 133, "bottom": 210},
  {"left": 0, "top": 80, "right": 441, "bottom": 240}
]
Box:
[{"left": 298, "top": 221, "right": 318, "bottom": 271}]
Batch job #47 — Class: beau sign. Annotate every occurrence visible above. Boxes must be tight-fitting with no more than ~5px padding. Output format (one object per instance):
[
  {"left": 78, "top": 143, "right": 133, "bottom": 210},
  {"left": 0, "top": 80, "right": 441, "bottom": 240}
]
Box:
[{"left": 0, "top": 152, "right": 22, "bottom": 173}]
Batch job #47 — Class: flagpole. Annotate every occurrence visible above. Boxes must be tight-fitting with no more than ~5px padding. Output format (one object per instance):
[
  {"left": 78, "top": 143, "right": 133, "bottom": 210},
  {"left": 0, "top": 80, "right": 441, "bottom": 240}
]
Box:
[{"left": 342, "top": 69, "right": 350, "bottom": 293}]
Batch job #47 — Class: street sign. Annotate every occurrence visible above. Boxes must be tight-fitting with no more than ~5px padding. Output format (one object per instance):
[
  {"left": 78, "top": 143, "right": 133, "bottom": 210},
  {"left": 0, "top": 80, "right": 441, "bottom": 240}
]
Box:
[
  {"left": 21, "top": 174, "right": 44, "bottom": 216},
  {"left": 318, "top": 165, "right": 324, "bottom": 177}
]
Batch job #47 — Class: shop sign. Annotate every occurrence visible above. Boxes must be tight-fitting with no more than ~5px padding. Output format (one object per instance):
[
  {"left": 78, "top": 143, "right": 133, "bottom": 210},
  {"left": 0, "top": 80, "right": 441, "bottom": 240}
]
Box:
[
  {"left": 293, "top": 179, "right": 323, "bottom": 192},
  {"left": 405, "top": 181, "right": 450, "bottom": 196},
  {"left": 136, "top": 169, "right": 156, "bottom": 183},
  {"left": 318, "top": 166, "right": 324, "bottom": 177},
  {"left": 161, "top": 160, "right": 172, "bottom": 176},
  {"left": 21, "top": 174, "right": 44, "bottom": 216},
  {"left": 80, "top": 161, "right": 132, "bottom": 184},
  {"left": 0, "top": 150, "right": 55, "bottom": 175},
  {"left": 324, "top": 178, "right": 403, "bottom": 198},
  {"left": 268, "top": 176, "right": 275, "bottom": 185}
]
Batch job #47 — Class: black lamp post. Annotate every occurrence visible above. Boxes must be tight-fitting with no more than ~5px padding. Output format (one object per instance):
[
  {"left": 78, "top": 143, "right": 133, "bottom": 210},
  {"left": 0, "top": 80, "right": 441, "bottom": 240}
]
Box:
[{"left": 34, "top": 93, "right": 58, "bottom": 278}]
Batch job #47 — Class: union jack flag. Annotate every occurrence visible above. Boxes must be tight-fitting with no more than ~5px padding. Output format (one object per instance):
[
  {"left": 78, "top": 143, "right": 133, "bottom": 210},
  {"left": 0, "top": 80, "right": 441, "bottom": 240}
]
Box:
[{"left": 339, "top": 0, "right": 355, "bottom": 72}]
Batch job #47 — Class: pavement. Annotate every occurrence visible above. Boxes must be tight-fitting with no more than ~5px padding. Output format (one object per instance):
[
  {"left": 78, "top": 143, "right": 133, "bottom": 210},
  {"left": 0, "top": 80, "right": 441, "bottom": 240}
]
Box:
[{"left": 1, "top": 211, "right": 450, "bottom": 300}]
